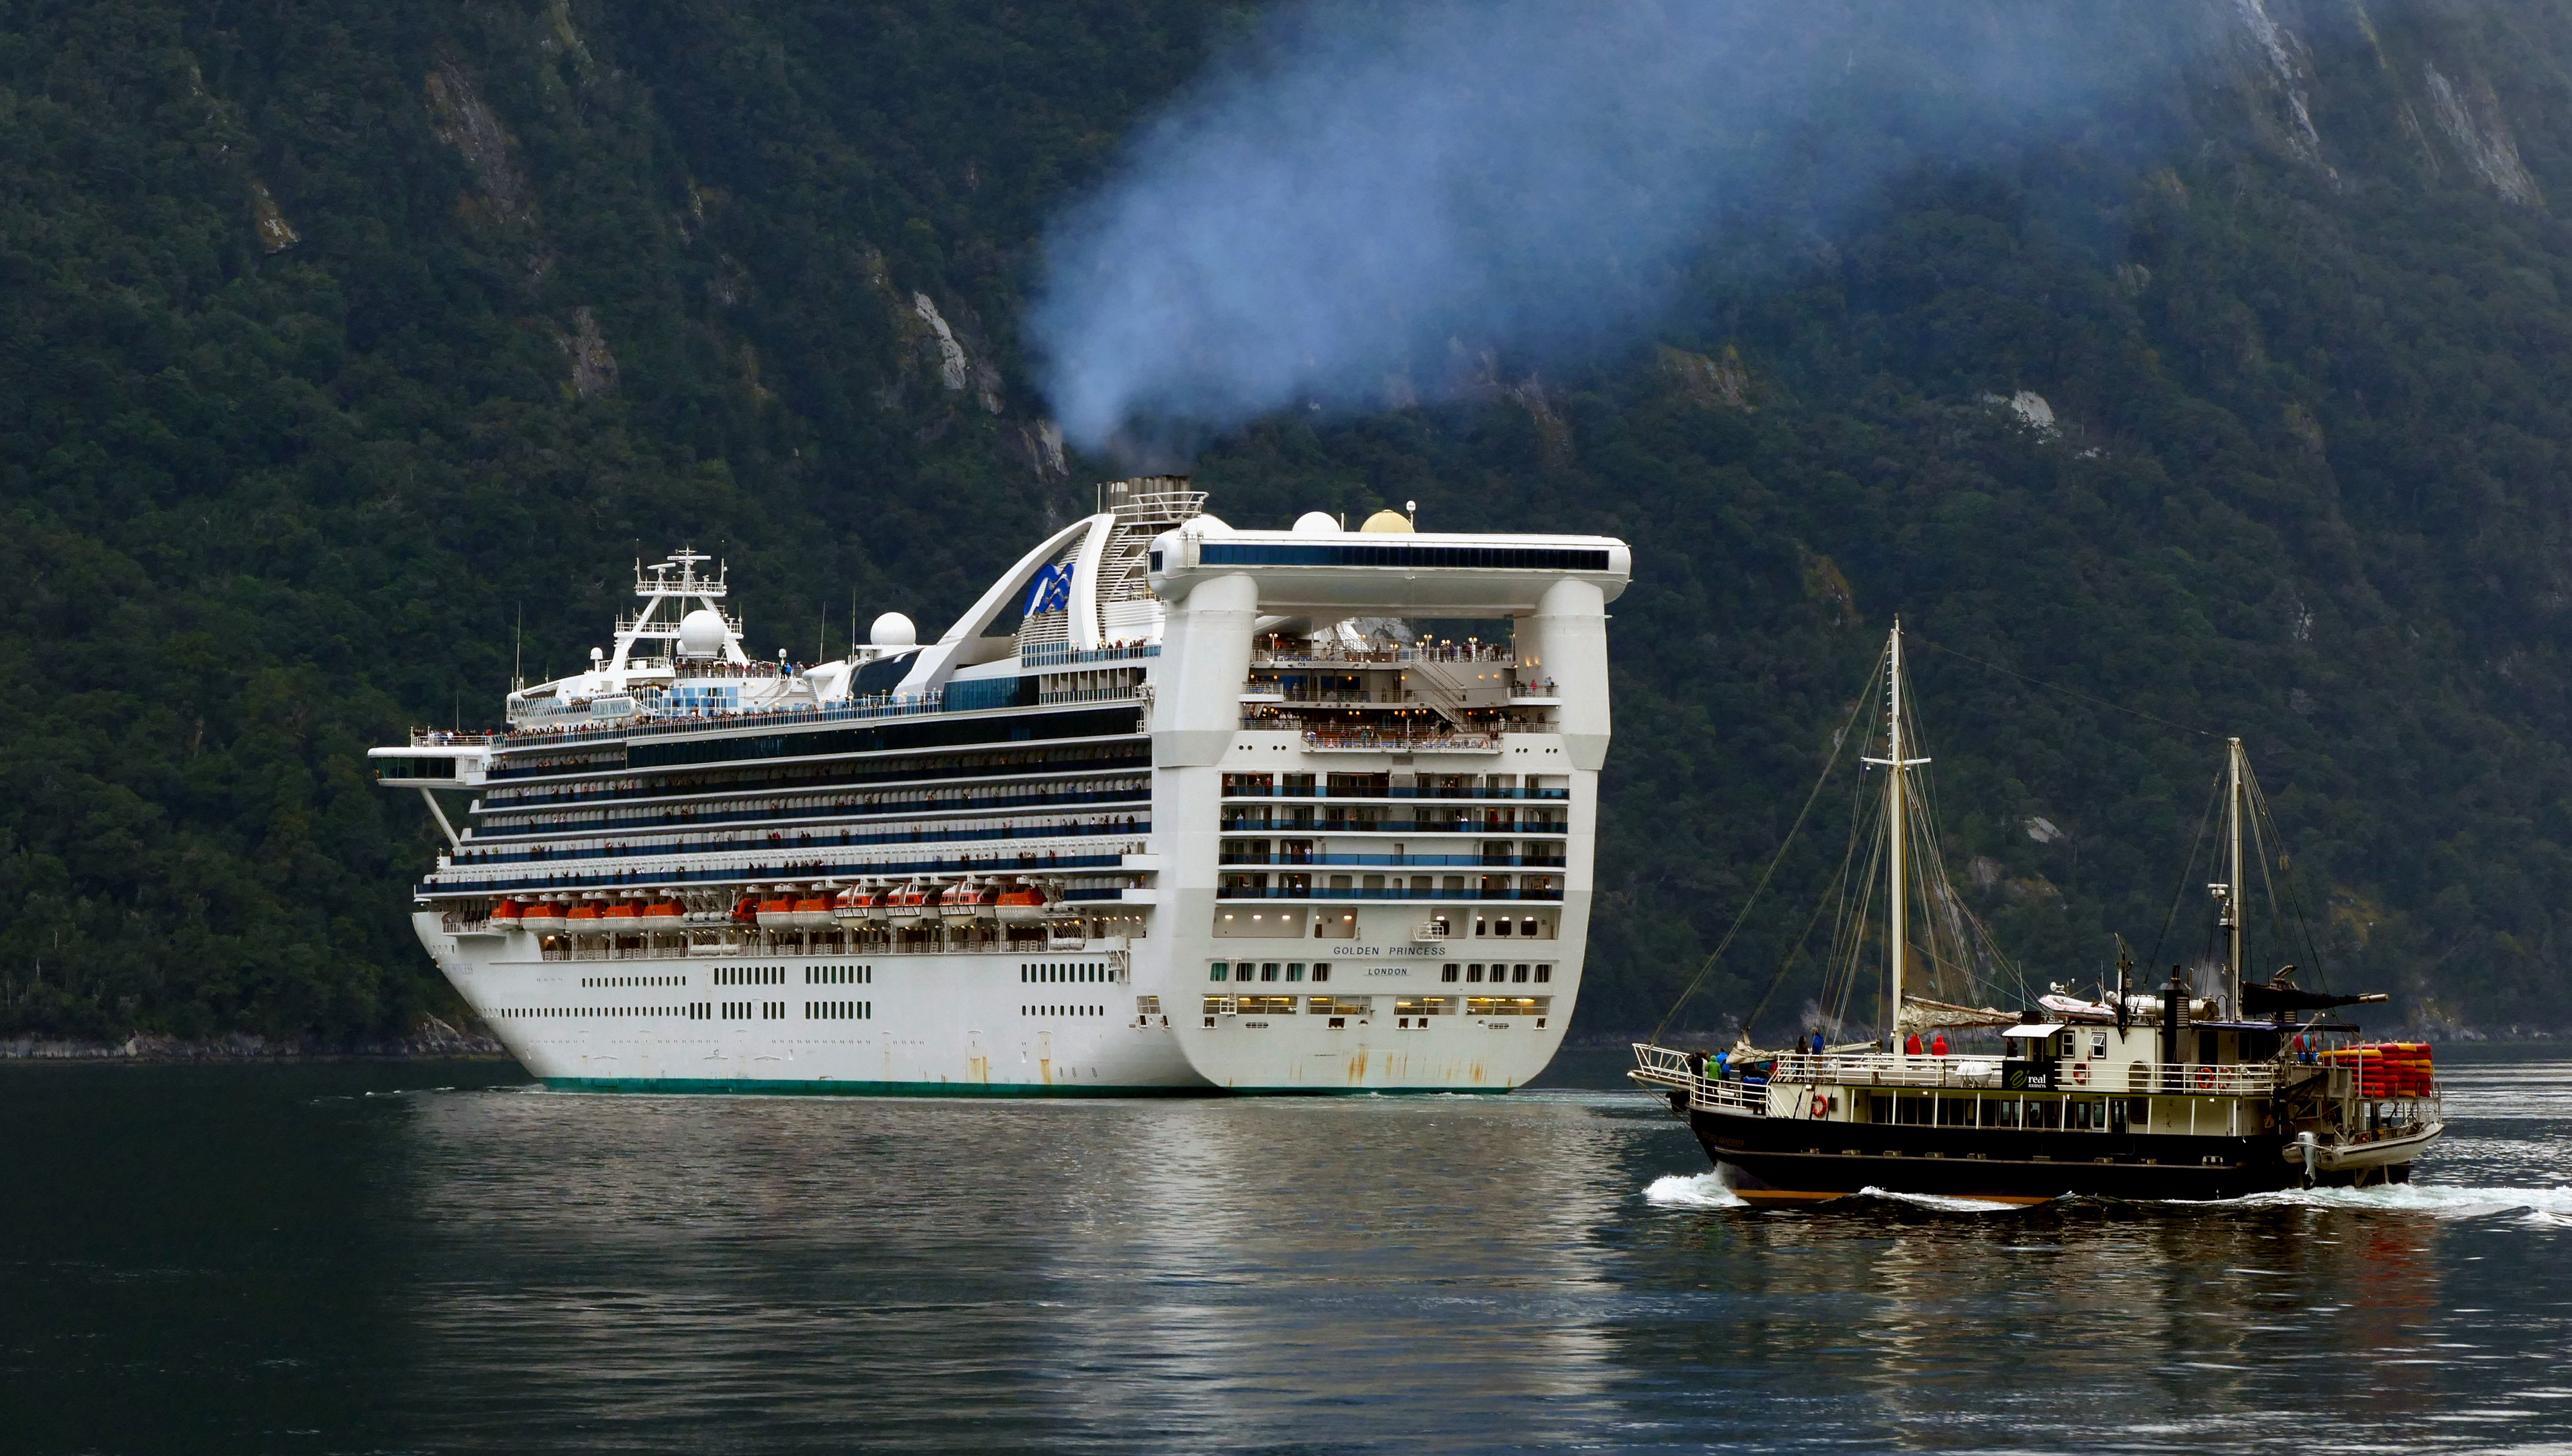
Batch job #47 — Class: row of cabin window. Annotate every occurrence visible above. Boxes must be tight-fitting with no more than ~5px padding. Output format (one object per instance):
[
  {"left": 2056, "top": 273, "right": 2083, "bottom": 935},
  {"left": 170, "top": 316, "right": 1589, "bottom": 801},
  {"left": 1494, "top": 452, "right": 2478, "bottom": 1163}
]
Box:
[
  {"left": 806, "top": 1001, "right": 871, "bottom": 1019},
  {"left": 1022, "top": 1005, "right": 1105, "bottom": 1016},
  {"left": 1869, "top": 1093, "right": 2144, "bottom": 1130},
  {"left": 1022, "top": 963, "right": 1116, "bottom": 983},
  {"left": 579, "top": 975, "right": 687, "bottom": 987},
  {"left": 495, "top": 1005, "right": 687, "bottom": 1018},
  {"left": 714, "top": 966, "right": 786, "bottom": 985},
  {"left": 1441, "top": 962, "right": 1551, "bottom": 984},
  {"left": 807, "top": 964, "right": 872, "bottom": 984},
  {"left": 1209, "top": 962, "right": 1332, "bottom": 983},
  {"left": 719, "top": 1001, "right": 788, "bottom": 1020}
]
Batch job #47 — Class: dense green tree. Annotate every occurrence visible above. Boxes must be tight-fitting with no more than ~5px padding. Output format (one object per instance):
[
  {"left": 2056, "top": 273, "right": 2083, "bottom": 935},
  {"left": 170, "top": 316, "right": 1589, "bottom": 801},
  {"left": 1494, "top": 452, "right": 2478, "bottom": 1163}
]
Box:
[{"left": 4, "top": 0, "right": 2571, "bottom": 1042}]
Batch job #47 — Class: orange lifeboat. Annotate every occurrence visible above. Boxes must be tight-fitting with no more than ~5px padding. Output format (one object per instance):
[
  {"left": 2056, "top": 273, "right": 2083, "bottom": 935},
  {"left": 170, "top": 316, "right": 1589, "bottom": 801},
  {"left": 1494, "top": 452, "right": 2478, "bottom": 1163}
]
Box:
[
  {"left": 730, "top": 891, "right": 762, "bottom": 926},
  {"left": 642, "top": 895, "right": 684, "bottom": 922},
  {"left": 520, "top": 899, "right": 566, "bottom": 933},
  {"left": 602, "top": 898, "right": 642, "bottom": 931},
  {"left": 755, "top": 892, "right": 797, "bottom": 930},
  {"left": 790, "top": 888, "right": 833, "bottom": 930},
  {"left": 993, "top": 883, "right": 1049, "bottom": 924},
  {"left": 489, "top": 898, "right": 526, "bottom": 926},
  {"left": 565, "top": 899, "right": 610, "bottom": 936}
]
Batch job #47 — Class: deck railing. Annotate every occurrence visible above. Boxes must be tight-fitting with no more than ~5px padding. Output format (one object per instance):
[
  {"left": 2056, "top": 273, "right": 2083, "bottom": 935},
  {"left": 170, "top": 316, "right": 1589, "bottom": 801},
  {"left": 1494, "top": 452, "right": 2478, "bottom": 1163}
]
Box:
[{"left": 1633, "top": 1043, "right": 2290, "bottom": 1117}]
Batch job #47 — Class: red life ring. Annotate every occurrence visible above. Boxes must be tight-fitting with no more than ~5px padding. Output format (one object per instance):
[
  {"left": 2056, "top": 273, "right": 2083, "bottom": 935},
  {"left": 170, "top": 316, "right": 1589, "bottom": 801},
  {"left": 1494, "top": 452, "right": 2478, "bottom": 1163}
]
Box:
[
  {"left": 2195, "top": 1066, "right": 2215, "bottom": 1091},
  {"left": 1810, "top": 1092, "right": 1830, "bottom": 1119},
  {"left": 2072, "top": 1061, "right": 2090, "bottom": 1085}
]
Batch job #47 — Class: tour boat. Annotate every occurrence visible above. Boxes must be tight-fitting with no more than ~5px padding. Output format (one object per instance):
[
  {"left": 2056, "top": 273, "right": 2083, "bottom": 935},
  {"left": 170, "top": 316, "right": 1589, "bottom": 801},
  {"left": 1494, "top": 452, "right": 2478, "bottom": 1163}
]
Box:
[{"left": 1632, "top": 623, "right": 2442, "bottom": 1201}]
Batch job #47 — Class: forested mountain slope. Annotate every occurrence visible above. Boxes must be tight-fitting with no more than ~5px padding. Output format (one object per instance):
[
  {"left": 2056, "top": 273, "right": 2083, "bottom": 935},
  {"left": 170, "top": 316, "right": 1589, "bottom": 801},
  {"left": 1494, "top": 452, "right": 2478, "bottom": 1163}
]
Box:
[{"left": 6, "top": 0, "right": 2572, "bottom": 1041}]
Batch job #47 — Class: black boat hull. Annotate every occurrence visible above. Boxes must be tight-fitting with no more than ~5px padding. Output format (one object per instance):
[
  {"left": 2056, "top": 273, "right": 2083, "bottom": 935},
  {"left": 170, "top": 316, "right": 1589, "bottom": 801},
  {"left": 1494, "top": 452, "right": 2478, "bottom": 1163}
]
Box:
[{"left": 1689, "top": 1106, "right": 2406, "bottom": 1203}]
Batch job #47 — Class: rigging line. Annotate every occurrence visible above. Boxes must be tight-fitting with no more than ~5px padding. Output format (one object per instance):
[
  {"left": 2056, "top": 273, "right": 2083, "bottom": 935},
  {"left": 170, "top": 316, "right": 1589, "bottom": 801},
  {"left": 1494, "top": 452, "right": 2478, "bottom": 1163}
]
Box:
[
  {"left": 1749, "top": 775, "right": 1871, "bottom": 1036},
  {"left": 2145, "top": 768, "right": 2227, "bottom": 975},
  {"left": 2246, "top": 768, "right": 2335, "bottom": 990},
  {"left": 1815, "top": 779, "right": 1884, "bottom": 1032},
  {"left": 1915, "top": 638, "right": 2221, "bottom": 740},
  {"left": 1651, "top": 661, "right": 1881, "bottom": 1045}
]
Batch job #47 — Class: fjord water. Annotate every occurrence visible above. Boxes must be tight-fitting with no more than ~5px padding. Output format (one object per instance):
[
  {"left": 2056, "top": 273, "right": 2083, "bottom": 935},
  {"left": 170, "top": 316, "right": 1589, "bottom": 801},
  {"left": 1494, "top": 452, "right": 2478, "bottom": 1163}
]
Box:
[{"left": 5, "top": 1052, "right": 2568, "bottom": 1453}]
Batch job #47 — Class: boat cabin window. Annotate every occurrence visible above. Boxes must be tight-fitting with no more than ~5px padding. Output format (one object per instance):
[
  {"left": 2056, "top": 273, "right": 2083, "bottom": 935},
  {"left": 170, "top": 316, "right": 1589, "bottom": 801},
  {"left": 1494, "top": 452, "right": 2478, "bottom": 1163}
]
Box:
[
  {"left": 2025, "top": 1099, "right": 2063, "bottom": 1130},
  {"left": 2090, "top": 1032, "right": 2108, "bottom": 1059},
  {"left": 1209, "top": 962, "right": 1229, "bottom": 982},
  {"left": 1989, "top": 1099, "right": 2021, "bottom": 1129}
]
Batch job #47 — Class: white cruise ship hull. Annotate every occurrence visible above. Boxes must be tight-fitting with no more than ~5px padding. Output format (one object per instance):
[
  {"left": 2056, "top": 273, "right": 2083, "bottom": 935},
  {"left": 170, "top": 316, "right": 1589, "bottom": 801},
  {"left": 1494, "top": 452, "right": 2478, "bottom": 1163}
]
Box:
[{"left": 376, "top": 481, "right": 1629, "bottom": 1097}]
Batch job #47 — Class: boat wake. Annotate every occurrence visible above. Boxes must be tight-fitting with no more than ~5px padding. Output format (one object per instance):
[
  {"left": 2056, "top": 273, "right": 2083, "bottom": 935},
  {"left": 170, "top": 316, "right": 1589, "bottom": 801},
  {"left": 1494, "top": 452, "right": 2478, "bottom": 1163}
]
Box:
[
  {"left": 2206, "top": 1182, "right": 2572, "bottom": 1223},
  {"left": 1848, "top": 1186, "right": 2034, "bottom": 1214},
  {"left": 1644, "top": 1172, "right": 1748, "bottom": 1209}
]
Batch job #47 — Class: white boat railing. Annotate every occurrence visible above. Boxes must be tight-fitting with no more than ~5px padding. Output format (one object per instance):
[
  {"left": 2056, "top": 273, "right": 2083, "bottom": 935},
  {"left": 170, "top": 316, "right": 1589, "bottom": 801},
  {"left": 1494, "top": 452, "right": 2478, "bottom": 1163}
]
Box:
[
  {"left": 1764, "top": 1052, "right": 2278, "bottom": 1095},
  {"left": 1635, "top": 1043, "right": 2288, "bottom": 1116}
]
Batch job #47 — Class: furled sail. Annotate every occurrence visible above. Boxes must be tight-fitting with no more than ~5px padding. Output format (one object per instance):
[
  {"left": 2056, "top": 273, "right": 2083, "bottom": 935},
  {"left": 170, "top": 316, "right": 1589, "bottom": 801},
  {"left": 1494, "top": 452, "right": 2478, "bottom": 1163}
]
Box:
[{"left": 1894, "top": 993, "right": 2020, "bottom": 1036}]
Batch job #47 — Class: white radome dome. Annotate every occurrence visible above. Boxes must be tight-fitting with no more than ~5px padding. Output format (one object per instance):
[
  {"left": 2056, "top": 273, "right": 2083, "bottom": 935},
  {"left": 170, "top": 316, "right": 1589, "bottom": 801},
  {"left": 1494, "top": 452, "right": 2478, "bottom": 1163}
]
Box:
[
  {"left": 676, "top": 608, "right": 729, "bottom": 658},
  {"left": 1183, "top": 513, "right": 1233, "bottom": 538},
  {"left": 1292, "top": 510, "right": 1340, "bottom": 536},
  {"left": 870, "top": 611, "right": 919, "bottom": 649}
]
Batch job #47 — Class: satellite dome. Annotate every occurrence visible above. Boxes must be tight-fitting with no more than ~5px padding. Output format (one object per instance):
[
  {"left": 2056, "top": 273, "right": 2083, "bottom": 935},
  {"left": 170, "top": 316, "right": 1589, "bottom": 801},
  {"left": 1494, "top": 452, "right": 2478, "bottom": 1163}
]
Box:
[
  {"left": 676, "top": 608, "right": 729, "bottom": 658},
  {"left": 1292, "top": 510, "right": 1340, "bottom": 536},
  {"left": 1359, "top": 508, "right": 1414, "bottom": 534},
  {"left": 1183, "top": 513, "right": 1234, "bottom": 538},
  {"left": 870, "top": 612, "right": 918, "bottom": 648}
]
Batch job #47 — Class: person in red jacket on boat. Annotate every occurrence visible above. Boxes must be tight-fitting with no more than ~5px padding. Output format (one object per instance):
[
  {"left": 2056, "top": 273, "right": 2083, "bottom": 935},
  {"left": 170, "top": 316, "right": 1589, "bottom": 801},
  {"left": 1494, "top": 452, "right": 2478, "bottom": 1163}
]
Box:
[
  {"left": 1904, "top": 1032, "right": 1923, "bottom": 1056},
  {"left": 1930, "top": 1031, "right": 1950, "bottom": 1057}
]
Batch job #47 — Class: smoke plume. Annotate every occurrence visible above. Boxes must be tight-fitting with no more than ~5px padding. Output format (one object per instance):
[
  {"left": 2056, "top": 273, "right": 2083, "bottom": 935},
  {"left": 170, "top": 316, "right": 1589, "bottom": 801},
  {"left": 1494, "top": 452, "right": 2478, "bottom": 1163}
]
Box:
[{"left": 1030, "top": 0, "right": 2166, "bottom": 456}]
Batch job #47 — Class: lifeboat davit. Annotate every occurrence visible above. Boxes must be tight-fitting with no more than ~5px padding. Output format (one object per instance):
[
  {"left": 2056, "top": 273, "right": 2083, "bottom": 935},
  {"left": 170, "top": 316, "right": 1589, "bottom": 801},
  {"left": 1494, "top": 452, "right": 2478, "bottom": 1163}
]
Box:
[
  {"left": 885, "top": 881, "right": 931, "bottom": 923},
  {"left": 565, "top": 900, "right": 611, "bottom": 936},
  {"left": 829, "top": 883, "right": 869, "bottom": 926},
  {"left": 936, "top": 885, "right": 993, "bottom": 931},
  {"left": 519, "top": 899, "right": 566, "bottom": 932},
  {"left": 489, "top": 898, "right": 526, "bottom": 926},
  {"left": 993, "top": 883, "right": 1049, "bottom": 924}
]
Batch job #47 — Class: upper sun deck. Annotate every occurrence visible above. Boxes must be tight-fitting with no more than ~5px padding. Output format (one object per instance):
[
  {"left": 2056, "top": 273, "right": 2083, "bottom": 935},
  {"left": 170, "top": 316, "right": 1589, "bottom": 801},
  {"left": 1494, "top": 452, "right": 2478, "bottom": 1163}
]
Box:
[{"left": 1148, "top": 525, "right": 1630, "bottom": 614}]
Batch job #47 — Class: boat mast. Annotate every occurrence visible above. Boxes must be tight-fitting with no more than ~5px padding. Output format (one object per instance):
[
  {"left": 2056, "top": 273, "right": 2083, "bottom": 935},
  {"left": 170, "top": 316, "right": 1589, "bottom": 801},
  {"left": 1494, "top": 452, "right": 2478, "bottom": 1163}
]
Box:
[
  {"left": 2224, "top": 736, "right": 2247, "bottom": 1018},
  {"left": 1863, "top": 620, "right": 1930, "bottom": 1039}
]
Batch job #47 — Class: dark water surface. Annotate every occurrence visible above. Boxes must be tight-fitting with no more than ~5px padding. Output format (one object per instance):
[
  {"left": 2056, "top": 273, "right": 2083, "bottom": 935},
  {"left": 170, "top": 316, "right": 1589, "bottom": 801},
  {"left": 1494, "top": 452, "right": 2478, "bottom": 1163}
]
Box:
[{"left": 5, "top": 1048, "right": 2569, "bottom": 1454}]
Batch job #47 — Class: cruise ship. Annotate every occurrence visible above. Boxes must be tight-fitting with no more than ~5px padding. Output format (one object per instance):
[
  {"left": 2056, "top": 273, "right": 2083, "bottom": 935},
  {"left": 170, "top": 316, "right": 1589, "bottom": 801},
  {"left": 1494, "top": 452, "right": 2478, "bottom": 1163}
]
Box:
[{"left": 370, "top": 479, "right": 1630, "bottom": 1094}]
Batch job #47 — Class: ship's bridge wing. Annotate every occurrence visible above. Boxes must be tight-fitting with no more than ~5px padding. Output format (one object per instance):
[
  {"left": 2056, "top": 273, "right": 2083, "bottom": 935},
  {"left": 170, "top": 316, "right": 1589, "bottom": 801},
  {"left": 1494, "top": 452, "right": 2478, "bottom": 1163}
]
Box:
[{"left": 367, "top": 742, "right": 492, "bottom": 789}]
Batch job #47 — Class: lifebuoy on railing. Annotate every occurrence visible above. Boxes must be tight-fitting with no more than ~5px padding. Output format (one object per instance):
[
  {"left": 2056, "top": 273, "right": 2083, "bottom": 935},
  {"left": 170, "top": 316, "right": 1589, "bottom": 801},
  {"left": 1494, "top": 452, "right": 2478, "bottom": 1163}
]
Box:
[
  {"left": 2072, "top": 1061, "right": 2090, "bottom": 1085},
  {"left": 1811, "top": 1091, "right": 1829, "bottom": 1119},
  {"left": 2195, "top": 1066, "right": 2214, "bottom": 1091}
]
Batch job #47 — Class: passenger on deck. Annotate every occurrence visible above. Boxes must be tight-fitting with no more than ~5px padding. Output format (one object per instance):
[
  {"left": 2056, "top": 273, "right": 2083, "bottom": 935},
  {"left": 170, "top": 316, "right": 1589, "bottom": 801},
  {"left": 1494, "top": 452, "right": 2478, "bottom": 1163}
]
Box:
[
  {"left": 1930, "top": 1032, "right": 1950, "bottom": 1057},
  {"left": 1809, "top": 1030, "right": 1825, "bottom": 1056},
  {"left": 1904, "top": 1032, "right": 1923, "bottom": 1056}
]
